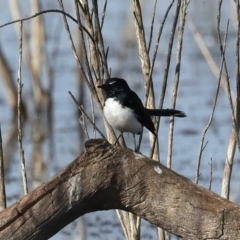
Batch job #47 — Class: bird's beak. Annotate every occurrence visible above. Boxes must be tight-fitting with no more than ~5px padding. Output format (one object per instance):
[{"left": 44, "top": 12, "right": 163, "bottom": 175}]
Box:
[{"left": 98, "top": 83, "right": 108, "bottom": 89}]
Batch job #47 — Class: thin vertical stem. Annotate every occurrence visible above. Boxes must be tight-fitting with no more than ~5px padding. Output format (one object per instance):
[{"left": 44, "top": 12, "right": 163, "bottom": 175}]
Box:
[
  {"left": 196, "top": 20, "right": 229, "bottom": 184},
  {"left": 0, "top": 123, "right": 6, "bottom": 210},
  {"left": 221, "top": 0, "right": 240, "bottom": 198},
  {"left": 92, "top": 0, "right": 110, "bottom": 79},
  {"left": 160, "top": 0, "right": 180, "bottom": 111},
  {"left": 149, "top": 0, "right": 175, "bottom": 159},
  {"left": 132, "top": 0, "right": 159, "bottom": 160},
  {"left": 167, "top": 0, "right": 189, "bottom": 168},
  {"left": 17, "top": 21, "right": 28, "bottom": 195},
  {"left": 234, "top": 0, "right": 240, "bottom": 154},
  {"left": 236, "top": 0, "right": 240, "bottom": 101},
  {"left": 165, "top": 12, "right": 188, "bottom": 239},
  {"left": 147, "top": 0, "right": 158, "bottom": 53},
  {"left": 209, "top": 157, "right": 213, "bottom": 190},
  {"left": 100, "top": 0, "right": 108, "bottom": 30}
]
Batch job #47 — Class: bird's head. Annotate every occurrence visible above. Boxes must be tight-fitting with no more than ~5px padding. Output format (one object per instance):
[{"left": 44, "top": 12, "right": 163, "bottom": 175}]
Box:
[{"left": 98, "top": 78, "right": 130, "bottom": 97}]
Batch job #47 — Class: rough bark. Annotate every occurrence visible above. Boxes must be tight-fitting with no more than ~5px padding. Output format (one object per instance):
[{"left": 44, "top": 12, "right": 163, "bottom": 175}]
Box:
[{"left": 0, "top": 139, "right": 240, "bottom": 240}]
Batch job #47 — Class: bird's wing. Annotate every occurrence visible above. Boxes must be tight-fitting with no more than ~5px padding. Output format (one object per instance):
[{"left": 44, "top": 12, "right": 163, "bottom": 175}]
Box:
[{"left": 121, "top": 91, "right": 156, "bottom": 135}]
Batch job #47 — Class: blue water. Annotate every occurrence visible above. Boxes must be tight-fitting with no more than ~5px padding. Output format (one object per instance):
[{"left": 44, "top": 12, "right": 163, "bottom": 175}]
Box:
[{"left": 0, "top": 0, "right": 239, "bottom": 239}]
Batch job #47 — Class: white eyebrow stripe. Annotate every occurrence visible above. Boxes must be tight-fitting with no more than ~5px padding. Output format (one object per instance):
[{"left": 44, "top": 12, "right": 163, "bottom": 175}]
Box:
[{"left": 108, "top": 81, "right": 116, "bottom": 84}]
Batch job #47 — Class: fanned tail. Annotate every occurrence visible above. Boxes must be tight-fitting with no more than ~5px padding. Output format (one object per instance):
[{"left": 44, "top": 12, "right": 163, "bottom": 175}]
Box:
[{"left": 146, "top": 108, "right": 186, "bottom": 118}]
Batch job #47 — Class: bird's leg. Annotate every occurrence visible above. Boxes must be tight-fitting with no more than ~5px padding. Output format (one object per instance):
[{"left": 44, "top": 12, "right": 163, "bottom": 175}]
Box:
[
  {"left": 133, "top": 134, "right": 137, "bottom": 152},
  {"left": 114, "top": 132, "right": 123, "bottom": 146}
]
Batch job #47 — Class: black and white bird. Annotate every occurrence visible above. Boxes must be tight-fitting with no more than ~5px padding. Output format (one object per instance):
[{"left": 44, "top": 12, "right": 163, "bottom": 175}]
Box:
[{"left": 98, "top": 78, "right": 186, "bottom": 147}]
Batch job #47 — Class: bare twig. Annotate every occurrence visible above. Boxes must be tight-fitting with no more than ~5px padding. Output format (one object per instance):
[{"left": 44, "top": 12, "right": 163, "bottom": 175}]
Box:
[
  {"left": 118, "top": 1, "right": 158, "bottom": 238},
  {"left": 60, "top": 1, "right": 102, "bottom": 117},
  {"left": 100, "top": 0, "right": 108, "bottom": 30},
  {"left": 0, "top": 9, "right": 95, "bottom": 42},
  {"left": 187, "top": 16, "right": 235, "bottom": 99},
  {"left": 236, "top": 0, "right": 240, "bottom": 109},
  {"left": 74, "top": 0, "right": 107, "bottom": 106},
  {"left": 195, "top": 21, "right": 229, "bottom": 184},
  {"left": 148, "top": 0, "right": 175, "bottom": 159},
  {"left": 222, "top": 23, "right": 240, "bottom": 155},
  {"left": 202, "top": 141, "right": 209, "bottom": 153},
  {"left": 116, "top": 210, "right": 129, "bottom": 239},
  {"left": 159, "top": 0, "right": 179, "bottom": 111},
  {"left": 209, "top": 157, "right": 213, "bottom": 190},
  {"left": 68, "top": 91, "right": 106, "bottom": 139},
  {"left": 133, "top": 1, "right": 176, "bottom": 238},
  {"left": 59, "top": 0, "right": 116, "bottom": 144},
  {"left": 61, "top": 2, "right": 97, "bottom": 95},
  {"left": 92, "top": 0, "right": 110, "bottom": 80},
  {"left": 74, "top": 0, "right": 116, "bottom": 143},
  {"left": 164, "top": 3, "right": 188, "bottom": 239},
  {"left": 58, "top": 0, "right": 91, "bottom": 89},
  {"left": 0, "top": 123, "right": 6, "bottom": 210},
  {"left": 221, "top": 0, "right": 240, "bottom": 199},
  {"left": 58, "top": 0, "right": 108, "bottom": 128},
  {"left": 17, "top": 21, "right": 28, "bottom": 195},
  {"left": 90, "top": 95, "right": 96, "bottom": 138},
  {"left": 132, "top": 0, "right": 159, "bottom": 160},
  {"left": 147, "top": 0, "right": 158, "bottom": 53},
  {"left": 232, "top": 0, "right": 240, "bottom": 152},
  {"left": 167, "top": 0, "right": 189, "bottom": 169},
  {"left": 132, "top": 0, "right": 153, "bottom": 94},
  {"left": 0, "top": 9, "right": 77, "bottom": 27},
  {"left": 79, "top": 116, "right": 90, "bottom": 140},
  {"left": 74, "top": 0, "right": 96, "bottom": 85},
  {"left": 149, "top": 0, "right": 175, "bottom": 92}
]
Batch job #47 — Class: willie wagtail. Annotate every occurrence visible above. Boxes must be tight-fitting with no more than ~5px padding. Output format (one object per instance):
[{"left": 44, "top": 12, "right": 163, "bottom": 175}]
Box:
[{"left": 98, "top": 78, "right": 186, "bottom": 146}]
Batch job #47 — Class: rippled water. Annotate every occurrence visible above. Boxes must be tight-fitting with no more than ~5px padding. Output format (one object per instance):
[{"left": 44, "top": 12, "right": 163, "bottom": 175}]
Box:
[{"left": 0, "top": 0, "right": 239, "bottom": 239}]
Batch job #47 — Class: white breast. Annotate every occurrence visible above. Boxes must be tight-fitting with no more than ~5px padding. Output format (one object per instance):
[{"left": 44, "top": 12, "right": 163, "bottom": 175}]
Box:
[{"left": 103, "top": 98, "right": 142, "bottom": 134}]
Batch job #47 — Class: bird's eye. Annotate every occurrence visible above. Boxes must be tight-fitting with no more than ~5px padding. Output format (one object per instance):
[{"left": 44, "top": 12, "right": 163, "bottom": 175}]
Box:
[{"left": 109, "top": 81, "right": 117, "bottom": 85}]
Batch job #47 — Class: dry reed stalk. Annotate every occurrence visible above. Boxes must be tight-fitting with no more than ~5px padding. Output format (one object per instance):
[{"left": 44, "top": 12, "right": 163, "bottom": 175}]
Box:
[
  {"left": 187, "top": 16, "right": 235, "bottom": 100},
  {"left": 132, "top": 0, "right": 159, "bottom": 162},
  {"left": 150, "top": 0, "right": 181, "bottom": 162},
  {"left": 75, "top": 0, "right": 116, "bottom": 143},
  {"left": 0, "top": 123, "right": 6, "bottom": 210},
  {"left": 17, "top": 21, "right": 28, "bottom": 195},
  {"left": 221, "top": 0, "right": 240, "bottom": 199},
  {"left": 165, "top": 2, "right": 190, "bottom": 239},
  {"left": 76, "top": 27, "right": 87, "bottom": 144},
  {"left": 68, "top": 91, "right": 106, "bottom": 139},
  {"left": 196, "top": 20, "right": 229, "bottom": 184},
  {"left": 149, "top": 0, "right": 175, "bottom": 160},
  {"left": 167, "top": 0, "right": 189, "bottom": 169}
]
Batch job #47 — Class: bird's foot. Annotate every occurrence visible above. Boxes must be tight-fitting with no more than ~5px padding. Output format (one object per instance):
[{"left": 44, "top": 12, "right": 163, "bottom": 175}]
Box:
[{"left": 134, "top": 148, "right": 142, "bottom": 154}]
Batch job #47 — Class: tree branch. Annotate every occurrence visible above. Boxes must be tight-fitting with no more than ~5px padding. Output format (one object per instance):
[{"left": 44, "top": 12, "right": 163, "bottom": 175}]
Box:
[{"left": 0, "top": 139, "right": 239, "bottom": 239}]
